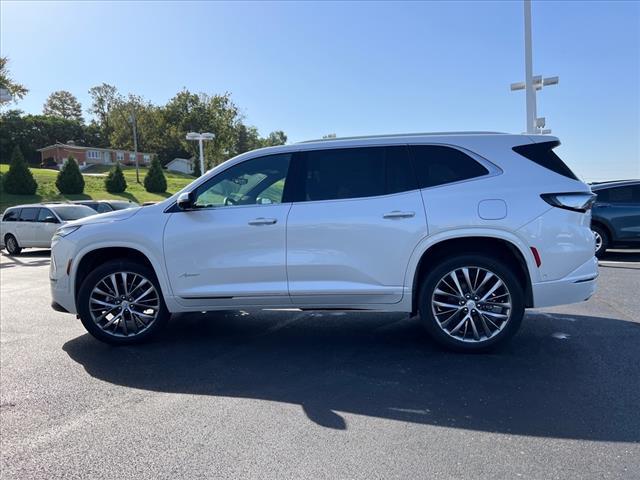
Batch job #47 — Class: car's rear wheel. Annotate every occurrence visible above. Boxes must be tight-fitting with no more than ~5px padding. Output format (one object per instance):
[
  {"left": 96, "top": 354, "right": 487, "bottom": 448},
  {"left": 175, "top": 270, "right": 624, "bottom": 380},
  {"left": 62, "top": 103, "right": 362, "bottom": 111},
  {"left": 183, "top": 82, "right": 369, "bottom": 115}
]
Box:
[
  {"left": 5, "top": 234, "right": 22, "bottom": 256},
  {"left": 592, "top": 225, "right": 608, "bottom": 259},
  {"left": 77, "top": 260, "right": 169, "bottom": 345},
  {"left": 418, "top": 254, "right": 524, "bottom": 352}
]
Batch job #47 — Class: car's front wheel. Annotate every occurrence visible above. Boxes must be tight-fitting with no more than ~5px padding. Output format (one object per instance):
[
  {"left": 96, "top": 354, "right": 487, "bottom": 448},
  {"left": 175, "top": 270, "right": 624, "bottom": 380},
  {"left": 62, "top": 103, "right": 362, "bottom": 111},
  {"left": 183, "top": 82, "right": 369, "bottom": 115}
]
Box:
[
  {"left": 77, "top": 260, "right": 170, "bottom": 345},
  {"left": 418, "top": 254, "right": 525, "bottom": 352},
  {"left": 4, "top": 234, "right": 22, "bottom": 256}
]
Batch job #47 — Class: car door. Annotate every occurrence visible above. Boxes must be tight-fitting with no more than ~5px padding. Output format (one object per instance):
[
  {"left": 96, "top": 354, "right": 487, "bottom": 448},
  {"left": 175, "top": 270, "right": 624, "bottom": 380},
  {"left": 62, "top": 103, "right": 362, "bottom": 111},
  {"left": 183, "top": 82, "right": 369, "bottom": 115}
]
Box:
[
  {"left": 35, "top": 208, "right": 61, "bottom": 247},
  {"left": 163, "top": 153, "right": 293, "bottom": 309},
  {"left": 595, "top": 185, "right": 640, "bottom": 243},
  {"left": 286, "top": 145, "right": 427, "bottom": 306},
  {"left": 16, "top": 207, "right": 39, "bottom": 246}
]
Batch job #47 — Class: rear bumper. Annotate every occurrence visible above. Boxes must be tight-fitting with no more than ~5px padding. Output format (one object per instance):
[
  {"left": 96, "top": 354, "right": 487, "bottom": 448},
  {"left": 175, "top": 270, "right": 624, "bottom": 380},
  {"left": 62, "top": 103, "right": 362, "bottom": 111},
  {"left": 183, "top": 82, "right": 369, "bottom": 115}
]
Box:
[{"left": 531, "top": 256, "right": 598, "bottom": 308}]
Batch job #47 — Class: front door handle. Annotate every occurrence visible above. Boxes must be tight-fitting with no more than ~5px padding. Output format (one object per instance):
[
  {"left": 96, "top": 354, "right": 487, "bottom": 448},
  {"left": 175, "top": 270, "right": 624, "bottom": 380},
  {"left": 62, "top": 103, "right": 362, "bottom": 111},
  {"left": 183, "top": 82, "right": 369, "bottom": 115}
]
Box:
[
  {"left": 383, "top": 211, "right": 415, "bottom": 219},
  {"left": 248, "top": 217, "right": 277, "bottom": 226}
]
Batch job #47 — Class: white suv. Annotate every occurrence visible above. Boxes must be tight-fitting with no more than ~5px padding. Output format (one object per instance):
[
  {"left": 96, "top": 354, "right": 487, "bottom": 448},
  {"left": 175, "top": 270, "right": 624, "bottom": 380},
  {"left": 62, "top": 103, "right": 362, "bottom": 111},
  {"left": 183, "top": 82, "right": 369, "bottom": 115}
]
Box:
[{"left": 50, "top": 133, "right": 598, "bottom": 351}]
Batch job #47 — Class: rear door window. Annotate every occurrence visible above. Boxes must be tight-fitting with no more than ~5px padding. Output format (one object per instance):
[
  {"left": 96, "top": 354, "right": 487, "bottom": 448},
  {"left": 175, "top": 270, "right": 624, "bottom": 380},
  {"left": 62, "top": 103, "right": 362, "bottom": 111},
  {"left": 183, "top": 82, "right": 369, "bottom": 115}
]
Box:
[
  {"left": 19, "top": 208, "right": 39, "bottom": 222},
  {"left": 295, "top": 146, "right": 415, "bottom": 202},
  {"left": 409, "top": 145, "right": 489, "bottom": 188}
]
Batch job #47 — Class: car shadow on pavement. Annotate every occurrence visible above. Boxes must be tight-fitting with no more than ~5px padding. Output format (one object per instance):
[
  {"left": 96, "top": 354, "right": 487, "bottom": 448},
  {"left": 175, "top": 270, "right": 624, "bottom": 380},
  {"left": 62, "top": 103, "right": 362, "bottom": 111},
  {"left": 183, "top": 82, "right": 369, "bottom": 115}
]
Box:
[
  {"left": 601, "top": 249, "right": 640, "bottom": 262},
  {"left": 63, "top": 310, "right": 640, "bottom": 441},
  {"left": 0, "top": 250, "right": 51, "bottom": 269}
]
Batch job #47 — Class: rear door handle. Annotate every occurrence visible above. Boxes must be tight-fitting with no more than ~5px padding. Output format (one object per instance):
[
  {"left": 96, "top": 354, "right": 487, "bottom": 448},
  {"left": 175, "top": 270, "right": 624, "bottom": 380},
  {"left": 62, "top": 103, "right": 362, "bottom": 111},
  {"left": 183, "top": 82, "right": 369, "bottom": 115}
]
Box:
[
  {"left": 383, "top": 211, "right": 415, "bottom": 219},
  {"left": 248, "top": 217, "right": 277, "bottom": 226}
]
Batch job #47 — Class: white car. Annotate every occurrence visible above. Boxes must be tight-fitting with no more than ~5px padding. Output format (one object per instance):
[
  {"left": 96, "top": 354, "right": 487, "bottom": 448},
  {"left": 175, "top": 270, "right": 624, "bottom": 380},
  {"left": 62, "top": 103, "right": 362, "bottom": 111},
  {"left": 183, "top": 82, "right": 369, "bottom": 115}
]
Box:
[
  {"left": 50, "top": 132, "right": 598, "bottom": 351},
  {"left": 1, "top": 203, "right": 96, "bottom": 255}
]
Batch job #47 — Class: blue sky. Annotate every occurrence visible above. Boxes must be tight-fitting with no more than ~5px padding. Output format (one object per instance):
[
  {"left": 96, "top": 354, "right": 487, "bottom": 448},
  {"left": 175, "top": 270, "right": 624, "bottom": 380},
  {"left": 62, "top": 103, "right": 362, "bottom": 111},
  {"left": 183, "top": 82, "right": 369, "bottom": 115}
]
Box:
[{"left": 1, "top": 0, "right": 638, "bottom": 181}]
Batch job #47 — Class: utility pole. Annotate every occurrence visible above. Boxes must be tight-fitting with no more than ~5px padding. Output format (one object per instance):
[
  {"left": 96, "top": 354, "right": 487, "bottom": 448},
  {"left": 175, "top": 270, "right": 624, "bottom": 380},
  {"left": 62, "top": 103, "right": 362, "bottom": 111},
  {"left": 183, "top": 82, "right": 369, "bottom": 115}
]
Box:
[
  {"left": 130, "top": 111, "right": 140, "bottom": 183},
  {"left": 510, "top": 0, "right": 559, "bottom": 134}
]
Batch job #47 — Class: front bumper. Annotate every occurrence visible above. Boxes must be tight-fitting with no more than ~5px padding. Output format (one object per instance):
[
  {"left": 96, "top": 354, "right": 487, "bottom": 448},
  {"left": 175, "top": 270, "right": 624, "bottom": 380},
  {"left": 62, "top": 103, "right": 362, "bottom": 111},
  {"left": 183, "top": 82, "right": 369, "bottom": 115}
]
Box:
[
  {"left": 50, "top": 236, "right": 77, "bottom": 314},
  {"left": 531, "top": 256, "right": 598, "bottom": 308}
]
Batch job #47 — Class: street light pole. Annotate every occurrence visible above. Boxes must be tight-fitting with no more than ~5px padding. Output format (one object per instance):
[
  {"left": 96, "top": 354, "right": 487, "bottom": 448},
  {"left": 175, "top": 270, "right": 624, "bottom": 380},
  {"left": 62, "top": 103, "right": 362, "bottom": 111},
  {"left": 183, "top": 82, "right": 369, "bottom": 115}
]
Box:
[
  {"left": 198, "top": 138, "right": 204, "bottom": 176},
  {"left": 510, "top": 0, "right": 559, "bottom": 134},
  {"left": 186, "top": 132, "right": 215, "bottom": 176},
  {"left": 524, "top": 0, "right": 536, "bottom": 135}
]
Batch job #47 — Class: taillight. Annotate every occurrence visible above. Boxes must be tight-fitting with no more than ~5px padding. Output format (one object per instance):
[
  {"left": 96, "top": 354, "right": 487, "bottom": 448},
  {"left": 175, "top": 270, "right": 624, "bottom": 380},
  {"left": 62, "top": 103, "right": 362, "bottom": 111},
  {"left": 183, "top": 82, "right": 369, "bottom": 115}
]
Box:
[{"left": 540, "top": 192, "right": 596, "bottom": 213}]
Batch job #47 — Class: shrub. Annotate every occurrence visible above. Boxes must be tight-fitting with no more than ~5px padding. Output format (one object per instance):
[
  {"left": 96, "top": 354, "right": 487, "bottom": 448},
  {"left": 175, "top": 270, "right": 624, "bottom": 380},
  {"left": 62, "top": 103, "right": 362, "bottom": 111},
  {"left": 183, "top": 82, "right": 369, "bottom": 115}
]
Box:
[
  {"left": 55, "top": 156, "right": 85, "bottom": 194},
  {"left": 144, "top": 157, "right": 167, "bottom": 193},
  {"left": 3, "top": 146, "right": 38, "bottom": 195},
  {"left": 105, "top": 163, "right": 127, "bottom": 193}
]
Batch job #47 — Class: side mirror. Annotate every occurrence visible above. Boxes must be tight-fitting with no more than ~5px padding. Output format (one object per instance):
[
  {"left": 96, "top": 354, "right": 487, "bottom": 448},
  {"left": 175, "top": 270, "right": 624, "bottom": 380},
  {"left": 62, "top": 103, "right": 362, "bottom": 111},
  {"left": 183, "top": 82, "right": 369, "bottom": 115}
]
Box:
[
  {"left": 177, "top": 191, "right": 195, "bottom": 210},
  {"left": 44, "top": 216, "right": 59, "bottom": 224}
]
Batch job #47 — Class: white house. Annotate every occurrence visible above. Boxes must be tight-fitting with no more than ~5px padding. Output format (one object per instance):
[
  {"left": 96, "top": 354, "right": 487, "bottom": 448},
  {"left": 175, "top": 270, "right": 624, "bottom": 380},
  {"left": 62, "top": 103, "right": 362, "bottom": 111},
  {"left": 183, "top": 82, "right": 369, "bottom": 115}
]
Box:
[{"left": 166, "top": 157, "right": 194, "bottom": 175}]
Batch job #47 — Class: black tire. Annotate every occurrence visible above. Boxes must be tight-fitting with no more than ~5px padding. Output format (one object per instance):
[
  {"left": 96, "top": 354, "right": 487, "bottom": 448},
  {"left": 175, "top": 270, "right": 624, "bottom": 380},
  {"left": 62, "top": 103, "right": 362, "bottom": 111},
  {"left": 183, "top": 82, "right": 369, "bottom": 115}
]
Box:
[
  {"left": 418, "top": 254, "right": 525, "bottom": 352},
  {"left": 592, "top": 224, "right": 609, "bottom": 259},
  {"left": 77, "top": 259, "right": 170, "bottom": 345},
  {"left": 5, "top": 234, "right": 22, "bottom": 256}
]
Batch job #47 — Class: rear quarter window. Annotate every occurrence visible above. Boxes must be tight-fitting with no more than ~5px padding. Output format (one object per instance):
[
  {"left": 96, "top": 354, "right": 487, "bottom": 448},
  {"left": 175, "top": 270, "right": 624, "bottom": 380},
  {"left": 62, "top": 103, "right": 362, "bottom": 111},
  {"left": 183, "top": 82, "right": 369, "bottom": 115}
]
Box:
[
  {"left": 512, "top": 140, "right": 578, "bottom": 180},
  {"left": 409, "top": 145, "right": 489, "bottom": 188},
  {"left": 2, "top": 209, "right": 20, "bottom": 222}
]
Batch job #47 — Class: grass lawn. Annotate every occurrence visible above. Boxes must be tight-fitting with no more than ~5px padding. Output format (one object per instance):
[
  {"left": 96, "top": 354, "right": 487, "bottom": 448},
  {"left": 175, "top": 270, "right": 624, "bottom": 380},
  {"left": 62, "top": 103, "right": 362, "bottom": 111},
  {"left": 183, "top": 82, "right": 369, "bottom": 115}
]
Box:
[{"left": 0, "top": 164, "right": 196, "bottom": 212}]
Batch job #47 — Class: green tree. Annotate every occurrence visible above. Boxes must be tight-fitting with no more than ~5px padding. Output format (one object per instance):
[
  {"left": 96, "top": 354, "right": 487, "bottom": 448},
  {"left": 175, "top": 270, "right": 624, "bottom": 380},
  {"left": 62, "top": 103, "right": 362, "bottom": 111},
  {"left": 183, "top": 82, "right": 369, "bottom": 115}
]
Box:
[
  {"left": 104, "top": 162, "right": 127, "bottom": 193},
  {"left": 235, "top": 123, "right": 262, "bottom": 155},
  {"left": 2, "top": 146, "right": 37, "bottom": 194},
  {"left": 43, "top": 90, "right": 84, "bottom": 122},
  {"left": 192, "top": 158, "right": 201, "bottom": 177},
  {"left": 0, "top": 110, "right": 86, "bottom": 164},
  {"left": 0, "top": 57, "right": 28, "bottom": 104},
  {"left": 263, "top": 130, "right": 287, "bottom": 147},
  {"left": 143, "top": 157, "right": 167, "bottom": 193},
  {"left": 88, "top": 83, "right": 119, "bottom": 145},
  {"left": 55, "top": 157, "right": 85, "bottom": 194}
]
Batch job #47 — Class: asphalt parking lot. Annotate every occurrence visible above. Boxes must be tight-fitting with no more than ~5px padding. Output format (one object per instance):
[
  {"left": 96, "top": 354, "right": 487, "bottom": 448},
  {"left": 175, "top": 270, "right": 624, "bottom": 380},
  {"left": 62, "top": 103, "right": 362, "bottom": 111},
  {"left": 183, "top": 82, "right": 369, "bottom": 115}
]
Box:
[{"left": 1, "top": 250, "right": 639, "bottom": 479}]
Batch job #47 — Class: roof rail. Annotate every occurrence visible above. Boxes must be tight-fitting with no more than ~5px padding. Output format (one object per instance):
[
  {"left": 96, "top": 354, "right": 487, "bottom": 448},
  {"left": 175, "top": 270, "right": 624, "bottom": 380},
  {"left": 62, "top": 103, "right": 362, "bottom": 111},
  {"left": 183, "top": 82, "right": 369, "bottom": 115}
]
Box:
[{"left": 298, "top": 131, "right": 508, "bottom": 144}]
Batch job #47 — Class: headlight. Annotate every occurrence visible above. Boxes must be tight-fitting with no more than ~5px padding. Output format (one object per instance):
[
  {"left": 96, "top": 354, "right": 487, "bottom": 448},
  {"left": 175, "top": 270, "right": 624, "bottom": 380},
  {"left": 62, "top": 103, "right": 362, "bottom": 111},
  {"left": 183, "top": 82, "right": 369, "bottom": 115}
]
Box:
[{"left": 54, "top": 225, "right": 81, "bottom": 238}]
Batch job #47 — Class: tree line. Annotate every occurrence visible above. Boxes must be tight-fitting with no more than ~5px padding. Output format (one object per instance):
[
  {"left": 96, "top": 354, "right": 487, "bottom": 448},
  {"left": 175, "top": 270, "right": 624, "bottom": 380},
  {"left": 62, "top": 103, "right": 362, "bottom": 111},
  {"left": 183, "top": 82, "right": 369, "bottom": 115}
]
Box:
[{"left": 1, "top": 64, "right": 287, "bottom": 169}]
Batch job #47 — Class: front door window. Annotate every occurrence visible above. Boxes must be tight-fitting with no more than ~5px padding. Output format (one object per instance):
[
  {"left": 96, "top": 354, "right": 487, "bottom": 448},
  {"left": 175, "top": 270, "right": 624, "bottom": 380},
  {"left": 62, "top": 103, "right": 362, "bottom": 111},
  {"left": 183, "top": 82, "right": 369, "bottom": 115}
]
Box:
[{"left": 193, "top": 154, "right": 290, "bottom": 208}]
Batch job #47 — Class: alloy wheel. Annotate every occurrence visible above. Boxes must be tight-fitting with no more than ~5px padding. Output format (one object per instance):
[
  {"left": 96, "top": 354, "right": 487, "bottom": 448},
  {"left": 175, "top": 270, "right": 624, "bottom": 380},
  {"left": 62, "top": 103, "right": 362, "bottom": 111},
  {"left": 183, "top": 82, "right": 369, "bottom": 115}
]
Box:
[
  {"left": 6, "top": 236, "right": 19, "bottom": 254},
  {"left": 593, "top": 230, "right": 603, "bottom": 254},
  {"left": 431, "top": 266, "right": 512, "bottom": 343},
  {"left": 89, "top": 271, "right": 161, "bottom": 338}
]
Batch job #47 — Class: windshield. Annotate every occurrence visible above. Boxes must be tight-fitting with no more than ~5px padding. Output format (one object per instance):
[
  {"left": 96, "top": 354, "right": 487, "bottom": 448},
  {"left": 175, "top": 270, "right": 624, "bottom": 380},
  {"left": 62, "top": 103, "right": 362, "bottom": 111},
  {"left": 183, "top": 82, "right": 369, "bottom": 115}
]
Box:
[{"left": 52, "top": 205, "right": 96, "bottom": 221}]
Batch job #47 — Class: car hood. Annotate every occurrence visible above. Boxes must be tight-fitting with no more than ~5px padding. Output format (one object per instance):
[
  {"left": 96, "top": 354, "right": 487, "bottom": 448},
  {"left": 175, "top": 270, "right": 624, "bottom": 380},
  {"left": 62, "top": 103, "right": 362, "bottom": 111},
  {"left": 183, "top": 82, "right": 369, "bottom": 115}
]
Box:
[{"left": 69, "top": 207, "right": 141, "bottom": 226}]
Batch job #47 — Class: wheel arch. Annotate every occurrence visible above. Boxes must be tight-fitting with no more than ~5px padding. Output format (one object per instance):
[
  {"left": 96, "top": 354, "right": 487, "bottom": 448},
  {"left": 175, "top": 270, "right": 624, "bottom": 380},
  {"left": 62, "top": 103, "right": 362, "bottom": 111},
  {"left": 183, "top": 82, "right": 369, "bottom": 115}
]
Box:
[
  {"left": 72, "top": 244, "right": 171, "bottom": 311},
  {"left": 407, "top": 231, "right": 535, "bottom": 315},
  {"left": 590, "top": 218, "right": 612, "bottom": 243}
]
